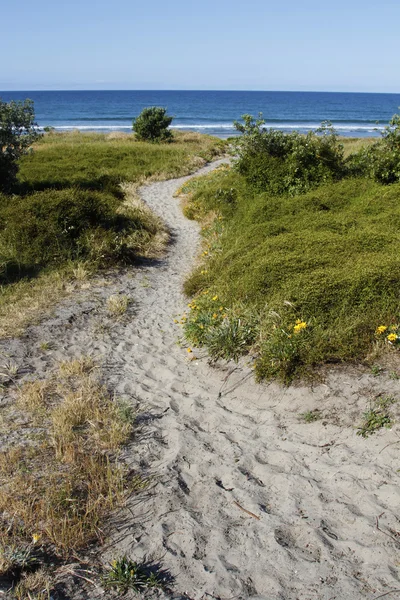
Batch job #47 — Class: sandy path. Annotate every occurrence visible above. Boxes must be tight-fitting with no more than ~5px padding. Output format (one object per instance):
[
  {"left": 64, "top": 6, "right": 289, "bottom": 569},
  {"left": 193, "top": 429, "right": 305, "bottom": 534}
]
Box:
[{"left": 2, "top": 161, "right": 400, "bottom": 600}]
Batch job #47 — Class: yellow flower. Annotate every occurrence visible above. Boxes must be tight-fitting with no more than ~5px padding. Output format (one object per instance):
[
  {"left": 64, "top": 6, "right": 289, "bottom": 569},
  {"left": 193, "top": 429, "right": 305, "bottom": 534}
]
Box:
[
  {"left": 212, "top": 295, "right": 218, "bottom": 301},
  {"left": 387, "top": 333, "right": 397, "bottom": 342},
  {"left": 32, "top": 533, "right": 42, "bottom": 544},
  {"left": 293, "top": 321, "right": 307, "bottom": 334},
  {"left": 219, "top": 306, "right": 224, "bottom": 311},
  {"left": 376, "top": 325, "right": 387, "bottom": 334},
  {"left": 212, "top": 313, "right": 218, "bottom": 319},
  {"left": 187, "top": 347, "right": 193, "bottom": 353}
]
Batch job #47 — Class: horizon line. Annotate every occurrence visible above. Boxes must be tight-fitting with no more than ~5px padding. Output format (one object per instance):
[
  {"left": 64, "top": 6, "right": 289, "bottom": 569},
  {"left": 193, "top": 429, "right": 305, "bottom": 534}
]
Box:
[{"left": 1, "top": 88, "right": 400, "bottom": 95}]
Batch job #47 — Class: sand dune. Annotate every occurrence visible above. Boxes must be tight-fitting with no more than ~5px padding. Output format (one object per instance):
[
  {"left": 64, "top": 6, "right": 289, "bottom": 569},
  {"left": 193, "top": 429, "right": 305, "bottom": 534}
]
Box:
[{"left": 2, "top": 160, "right": 400, "bottom": 599}]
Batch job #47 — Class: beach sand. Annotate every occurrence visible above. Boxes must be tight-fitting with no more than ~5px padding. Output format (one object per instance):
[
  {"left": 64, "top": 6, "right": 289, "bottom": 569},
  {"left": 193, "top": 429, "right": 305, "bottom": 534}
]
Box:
[{"left": 2, "top": 159, "right": 400, "bottom": 599}]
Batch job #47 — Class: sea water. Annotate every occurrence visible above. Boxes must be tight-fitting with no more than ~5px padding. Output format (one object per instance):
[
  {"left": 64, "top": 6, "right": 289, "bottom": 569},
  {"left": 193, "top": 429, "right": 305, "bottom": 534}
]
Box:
[{"left": 1, "top": 90, "right": 400, "bottom": 138}]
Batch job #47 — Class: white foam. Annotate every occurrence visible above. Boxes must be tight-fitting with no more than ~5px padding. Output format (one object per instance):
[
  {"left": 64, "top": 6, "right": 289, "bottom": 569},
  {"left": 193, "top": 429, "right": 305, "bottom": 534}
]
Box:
[{"left": 40, "top": 122, "right": 385, "bottom": 134}]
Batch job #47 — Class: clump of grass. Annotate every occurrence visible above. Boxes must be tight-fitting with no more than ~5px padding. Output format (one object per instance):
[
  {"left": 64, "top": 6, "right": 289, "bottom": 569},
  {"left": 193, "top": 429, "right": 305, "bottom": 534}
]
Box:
[
  {"left": 107, "top": 294, "right": 130, "bottom": 317},
  {"left": 301, "top": 410, "right": 321, "bottom": 423},
  {"left": 58, "top": 355, "right": 95, "bottom": 377},
  {"left": 0, "top": 358, "right": 138, "bottom": 591},
  {"left": 102, "top": 556, "right": 166, "bottom": 593},
  {"left": 357, "top": 396, "right": 396, "bottom": 437},
  {"left": 13, "top": 568, "right": 52, "bottom": 600},
  {"left": 180, "top": 166, "right": 400, "bottom": 382},
  {"left": 39, "top": 341, "right": 52, "bottom": 352}
]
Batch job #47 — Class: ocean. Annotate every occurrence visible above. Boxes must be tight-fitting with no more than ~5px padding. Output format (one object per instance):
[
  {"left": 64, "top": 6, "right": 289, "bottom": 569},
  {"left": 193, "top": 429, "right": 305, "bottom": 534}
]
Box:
[{"left": 1, "top": 90, "right": 400, "bottom": 138}]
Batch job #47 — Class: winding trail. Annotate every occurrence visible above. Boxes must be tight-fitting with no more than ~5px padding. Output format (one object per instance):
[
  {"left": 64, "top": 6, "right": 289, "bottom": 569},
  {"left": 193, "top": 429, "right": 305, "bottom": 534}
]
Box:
[{"left": 3, "top": 161, "right": 400, "bottom": 599}]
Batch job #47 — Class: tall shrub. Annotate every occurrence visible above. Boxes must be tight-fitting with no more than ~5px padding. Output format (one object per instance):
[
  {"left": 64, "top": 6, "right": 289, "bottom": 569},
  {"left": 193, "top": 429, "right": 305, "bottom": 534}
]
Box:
[
  {"left": 132, "top": 107, "right": 173, "bottom": 142},
  {"left": 347, "top": 113, "right": 400, "bottom": 184},
  {"left": 233, "top": 114, "right": 345, "bottom": 196},
  {"left": 0, "top": 98, "right": 40, "bottom": 192}
]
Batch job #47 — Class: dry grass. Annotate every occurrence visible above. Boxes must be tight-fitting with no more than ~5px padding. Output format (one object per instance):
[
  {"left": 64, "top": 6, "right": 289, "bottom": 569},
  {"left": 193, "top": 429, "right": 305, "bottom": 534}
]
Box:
[
  {"left": 0, "top": 263, "right": 91, "bottom": 339},
  {"left": 13, "top": 568, "right": 52, "bottom": 600},
  {"left": 341, "top": 136, "right": 376, "bottom": 157},
  {"left": 58, "top": 355, "right": 96, "bottom": 377},
  {"left": 0, "top": 358, "right": 138, "bottom": 593},
  {"left": 120, "top": 181, "right": 170, "bottom": 257},
  {"left": 106, "top": 294, "right": 130, "bottom": 317}
]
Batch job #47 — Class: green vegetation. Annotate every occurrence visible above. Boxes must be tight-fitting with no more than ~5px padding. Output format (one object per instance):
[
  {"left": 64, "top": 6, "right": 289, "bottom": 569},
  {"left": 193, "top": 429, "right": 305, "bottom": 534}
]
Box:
[
  {"left": 0, "top": 127, "right": 224, "bottom": 337},
  {"left": 102, "top": 556, "right": 166, "bottom": 593},
  {"left": 0, "top": 98, "right": 40, "bottom": 192},
  {"left": 357, "top": 396, "right": 396, "bottom": 437},
  {"left": 233, "top": 114, "right": 345, "bottom": 196},
  {"left": 132, "top": 106, "right": 173, "bottom": 142},
  {"left": 347, "top": 114, "right": 400, "bottom": 184},
  {"left": 180, "top": 115, "right": 400, "bottom": 382},
  {"left": 301, "top": 410, "right": 321, "bottom": 423}
]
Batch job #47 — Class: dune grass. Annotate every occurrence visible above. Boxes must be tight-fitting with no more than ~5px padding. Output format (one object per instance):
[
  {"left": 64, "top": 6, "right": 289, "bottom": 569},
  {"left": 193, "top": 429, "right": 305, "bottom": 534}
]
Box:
[
  {"left": 18, "top": 130, "right": 225, "bottom": 190},
  {"left": 180, "top": 165, "right": 400, "bottom": 381},
  {"left": 0, "top": 358, "right": 138, "bottom": 595},
  {"left": 0, "top": 131, "right": 225, "bottom": 338}
]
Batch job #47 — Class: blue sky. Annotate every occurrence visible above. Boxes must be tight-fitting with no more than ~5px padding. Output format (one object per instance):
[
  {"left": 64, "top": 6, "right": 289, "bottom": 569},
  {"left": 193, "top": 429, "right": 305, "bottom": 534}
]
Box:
[{"left": 2, "top": 0, "right": 399, "bottom": 92}]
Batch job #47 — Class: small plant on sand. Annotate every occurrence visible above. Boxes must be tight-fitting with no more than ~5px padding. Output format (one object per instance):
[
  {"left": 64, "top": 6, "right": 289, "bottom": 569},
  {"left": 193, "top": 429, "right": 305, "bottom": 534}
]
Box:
[
  {"left": 255, "top": 307, "right": 310, "bottom": 383},
  {"left": 39, "top": 341, "right": 52, "bottom": 352},
  {"left": 107, "top": 294, "right": 130, "bottom": 317},
  {"left": 132, "top": 107, "right": 173, "bottom": 143},
  {"left": 301, "top": 410, "right": 321, "bottom": 423},
  {"left": 102, "top": 556, "right": 163, "bottom": 593},
  {"left": 182, "top": 293, "right": 257, "bottom": 361},
  {"left": 357, "top": 396, "right": 396, "bottom": 437}
]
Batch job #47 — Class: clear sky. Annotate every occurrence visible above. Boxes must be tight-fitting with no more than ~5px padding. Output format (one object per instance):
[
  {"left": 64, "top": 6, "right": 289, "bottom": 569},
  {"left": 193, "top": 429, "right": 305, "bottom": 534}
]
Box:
[{"left": 2, "top": 0, "right": 399, "bottom": 92}]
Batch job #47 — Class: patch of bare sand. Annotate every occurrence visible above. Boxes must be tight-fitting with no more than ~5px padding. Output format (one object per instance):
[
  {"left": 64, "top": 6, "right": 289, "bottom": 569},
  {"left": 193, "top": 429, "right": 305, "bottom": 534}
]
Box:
[{"left": 1, "top": 159, "right": 400, "bottom": 600}]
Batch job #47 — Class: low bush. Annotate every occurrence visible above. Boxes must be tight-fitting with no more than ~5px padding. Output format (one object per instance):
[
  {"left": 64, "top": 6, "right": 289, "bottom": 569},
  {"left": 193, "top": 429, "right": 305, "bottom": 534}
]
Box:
[
  {"left": 233, "top": 114, "right": 345, "bottom": 196},
  {"left": 180, "top": 168, "right": 400, "bottom": 382},
  {"left": 132, "top": 107, "right": 173, "bottom": 142},
  {"left": 0, "top": 188, "right": 157, "bottom": 282},
  {"left": 346, "top": 114, "right": 400, "bottom": 184}
]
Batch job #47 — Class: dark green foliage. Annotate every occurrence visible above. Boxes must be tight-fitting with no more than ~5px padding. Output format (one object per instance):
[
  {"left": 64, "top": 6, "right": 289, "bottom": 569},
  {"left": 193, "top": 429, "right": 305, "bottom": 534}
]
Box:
[
  {"left": 233, "top": 114, "right": 345, "bottom": 196},
  {"left": 0, "top": 188, "right": 156, "bottom": 282},
  {"left": 346, "top": 114, "right": 400, "bottom": 184},
  {"left": 0, "top": 98, "right": 41, "bottom": 192},
  {"left": 132, "top": 107, "right": 173, "bottom": 142}
]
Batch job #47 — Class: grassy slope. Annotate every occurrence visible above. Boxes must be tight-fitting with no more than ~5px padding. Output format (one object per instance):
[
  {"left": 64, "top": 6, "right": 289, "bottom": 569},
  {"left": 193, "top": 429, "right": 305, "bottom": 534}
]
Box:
[
  {"left": 181, "top": 166, "right": 400, "bottom": 381},
  {"left": 19, "top": 130, "right": 225, "bottom": 188},
  {"left": 0, "top": 131, "right": 225, "bottom": 337}
]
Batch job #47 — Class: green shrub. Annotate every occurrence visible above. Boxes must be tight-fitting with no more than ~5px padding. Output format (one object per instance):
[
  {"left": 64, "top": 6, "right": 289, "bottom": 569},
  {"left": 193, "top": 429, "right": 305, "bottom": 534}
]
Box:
[
  {"left": 233, "top": 114, "right": 345, "bottom": 196},
  {"left": 132, "top": 107, "right": 173, "bottom": 142},
  {"left": 346, "top": 113, "right": 400, "bottom": 184},
  {"left": 0, "top": 188, "right": 154, "bottom": 281},
  {"left": 0, "top": 98, "right": 41, "bottom": 192}
]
